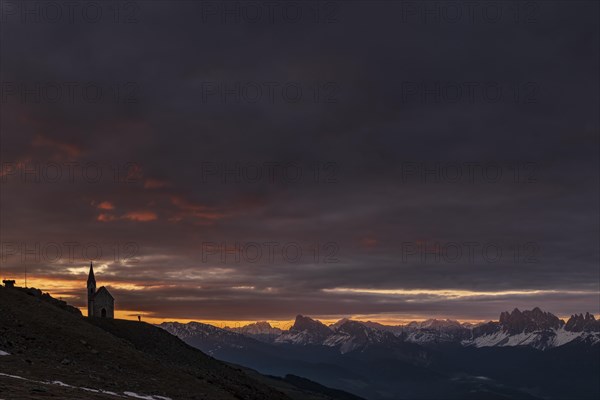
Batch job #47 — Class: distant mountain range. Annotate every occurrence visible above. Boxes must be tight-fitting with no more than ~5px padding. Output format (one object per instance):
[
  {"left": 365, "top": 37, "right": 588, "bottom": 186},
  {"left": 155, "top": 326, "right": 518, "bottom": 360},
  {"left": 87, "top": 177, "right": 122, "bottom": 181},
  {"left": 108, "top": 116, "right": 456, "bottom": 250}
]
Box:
[
  {"left": 160, "top": 308, "right": 600, "bottom": 400},
  {"left": 194, "top": 308, "right": 600, "bottom": 351},
  {"left": 223, "top": 308, "right": 600, "bottom": 351}
]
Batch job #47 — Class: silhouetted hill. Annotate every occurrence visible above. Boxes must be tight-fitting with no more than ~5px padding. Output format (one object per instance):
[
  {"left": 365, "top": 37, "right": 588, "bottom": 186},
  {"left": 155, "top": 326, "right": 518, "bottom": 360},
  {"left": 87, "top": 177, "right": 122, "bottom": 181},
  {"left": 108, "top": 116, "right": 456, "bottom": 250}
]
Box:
[{"left": 0, "top": 285, "right": 291, "bottom": 399}]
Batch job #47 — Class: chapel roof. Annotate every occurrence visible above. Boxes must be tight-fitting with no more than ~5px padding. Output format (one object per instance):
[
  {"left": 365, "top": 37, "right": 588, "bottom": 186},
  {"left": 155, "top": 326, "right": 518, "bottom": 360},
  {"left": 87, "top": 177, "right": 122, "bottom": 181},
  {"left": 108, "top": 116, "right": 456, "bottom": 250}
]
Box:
[{"left": 92, "top": 286, "right": 114, "bottom": 300}]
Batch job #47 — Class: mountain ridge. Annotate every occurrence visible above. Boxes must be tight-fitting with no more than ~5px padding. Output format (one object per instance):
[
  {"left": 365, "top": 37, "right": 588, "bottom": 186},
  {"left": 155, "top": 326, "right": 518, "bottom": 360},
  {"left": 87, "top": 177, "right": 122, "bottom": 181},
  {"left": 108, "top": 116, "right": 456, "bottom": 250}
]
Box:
[{"left": 205, "top": 308, "right": 599, "bottom": 351}]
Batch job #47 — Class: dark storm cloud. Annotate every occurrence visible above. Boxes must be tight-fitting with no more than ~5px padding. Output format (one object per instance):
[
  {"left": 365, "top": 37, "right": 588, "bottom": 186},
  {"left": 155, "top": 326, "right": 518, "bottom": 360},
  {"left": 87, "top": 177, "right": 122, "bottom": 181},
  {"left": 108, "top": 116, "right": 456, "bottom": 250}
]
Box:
[{"left": 0, "top": 1, "right": 598, "bottom": 321}]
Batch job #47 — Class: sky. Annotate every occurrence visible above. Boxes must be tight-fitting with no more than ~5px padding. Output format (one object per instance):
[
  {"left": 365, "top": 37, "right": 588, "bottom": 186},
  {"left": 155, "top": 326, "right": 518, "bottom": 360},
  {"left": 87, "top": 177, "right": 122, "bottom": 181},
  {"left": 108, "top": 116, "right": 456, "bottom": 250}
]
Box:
[{"left": 0, "top": 1, "right": 598, "bottom": 325}]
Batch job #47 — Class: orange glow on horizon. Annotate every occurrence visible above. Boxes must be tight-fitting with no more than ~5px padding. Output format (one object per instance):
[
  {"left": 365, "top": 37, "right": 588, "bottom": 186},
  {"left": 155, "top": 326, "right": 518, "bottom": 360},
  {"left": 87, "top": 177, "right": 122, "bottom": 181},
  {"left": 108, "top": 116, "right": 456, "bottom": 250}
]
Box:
[
  {"left": 78, "top": 313, "right": 600, "bottom": 328},
  {"left": 4, "top": 276, "right": 599, "bottom": 328}
]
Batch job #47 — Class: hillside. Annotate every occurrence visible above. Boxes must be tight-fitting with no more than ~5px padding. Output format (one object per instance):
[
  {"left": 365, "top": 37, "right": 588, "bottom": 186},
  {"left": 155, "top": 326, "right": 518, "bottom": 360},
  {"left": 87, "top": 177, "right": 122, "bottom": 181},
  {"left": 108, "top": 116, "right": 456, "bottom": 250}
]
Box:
[{"left": 0, "top": 285, "right": 292, "bottom": 400}]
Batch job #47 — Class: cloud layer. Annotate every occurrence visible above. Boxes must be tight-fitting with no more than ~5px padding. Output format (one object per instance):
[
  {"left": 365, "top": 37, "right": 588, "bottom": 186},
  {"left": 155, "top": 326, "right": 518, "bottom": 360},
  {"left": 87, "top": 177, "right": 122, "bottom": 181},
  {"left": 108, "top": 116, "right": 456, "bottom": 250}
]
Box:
[{"left": 1, "top": 1, "right": 598, "bottom": 322}]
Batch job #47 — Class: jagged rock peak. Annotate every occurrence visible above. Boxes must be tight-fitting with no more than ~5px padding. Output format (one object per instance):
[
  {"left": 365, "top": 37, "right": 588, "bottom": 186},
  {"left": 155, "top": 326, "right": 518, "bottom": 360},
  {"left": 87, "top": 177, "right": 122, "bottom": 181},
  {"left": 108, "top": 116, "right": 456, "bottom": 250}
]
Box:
[
  {"left": 497, "top": 307, "right": 564, "bottom": 334},
  {"left": 291, "top": 315, "right": 332, "bottom": 335},
  {"left": 565, "top": 312, "right": 600, "bottom": 332},
  {"left": 330, "top": 318, "right": 351, "bottom": 331}
]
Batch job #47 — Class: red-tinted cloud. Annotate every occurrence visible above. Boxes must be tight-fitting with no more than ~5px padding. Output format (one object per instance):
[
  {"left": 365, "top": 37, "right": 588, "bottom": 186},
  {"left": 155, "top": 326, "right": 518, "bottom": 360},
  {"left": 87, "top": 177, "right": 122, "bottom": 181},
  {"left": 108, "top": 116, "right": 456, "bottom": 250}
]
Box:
[
  {"left": 97, "top": 201, "right": 115, "bottom": 210},
  {"left": 32, "top": 134, "right": 83, "bottom": 158}
]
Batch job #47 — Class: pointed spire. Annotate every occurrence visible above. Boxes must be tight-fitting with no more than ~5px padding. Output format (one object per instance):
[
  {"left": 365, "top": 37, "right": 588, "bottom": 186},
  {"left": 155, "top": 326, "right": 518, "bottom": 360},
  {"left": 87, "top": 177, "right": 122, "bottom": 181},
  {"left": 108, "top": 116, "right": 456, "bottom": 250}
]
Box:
[{"left": 87, "top": 261, "right": 96, "bottom": 285}]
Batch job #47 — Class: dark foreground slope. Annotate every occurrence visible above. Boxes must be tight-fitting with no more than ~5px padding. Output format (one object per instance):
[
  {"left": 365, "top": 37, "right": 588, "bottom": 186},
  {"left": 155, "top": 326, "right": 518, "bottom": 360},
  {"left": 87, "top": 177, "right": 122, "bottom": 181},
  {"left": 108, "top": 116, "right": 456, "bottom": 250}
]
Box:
[
  {"left": 86, "top": 317, "right": 364, "bottom": 400},
  {"left": 0, "top": 286, "right": 291, "bottom": 400}
]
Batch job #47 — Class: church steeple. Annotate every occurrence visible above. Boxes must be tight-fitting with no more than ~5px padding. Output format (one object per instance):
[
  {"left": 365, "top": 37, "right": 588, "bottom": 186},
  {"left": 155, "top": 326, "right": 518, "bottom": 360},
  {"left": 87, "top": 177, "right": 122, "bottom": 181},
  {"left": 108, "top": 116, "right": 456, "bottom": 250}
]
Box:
[
  {"left": 87, "top": 262, "right": 96, "bottom": 317},
  {"left": 87, "top": 261, "right": 96, "bottom": 287}
]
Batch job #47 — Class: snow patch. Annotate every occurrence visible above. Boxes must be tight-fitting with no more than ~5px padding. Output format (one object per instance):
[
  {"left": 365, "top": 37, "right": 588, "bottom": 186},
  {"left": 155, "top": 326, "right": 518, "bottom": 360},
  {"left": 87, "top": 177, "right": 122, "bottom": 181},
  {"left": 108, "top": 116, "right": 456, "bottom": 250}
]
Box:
[
  {"left": 124, "top": 392, "right": 172, "bottom": 400},
  {"left": 0, "top": 373, "right": 26, "bottom": 380},
  {"left": 51, "top": 380, "right": 73, "bottom": 387},
  {"left": 0, "top": 372, "right": 170, "bottom": 399},
  {"left": 551, "top": 329, "right": 581, "bottom": 347},
  {"left": 462, "top": 327, "right": 598, "bottom": 350},
  {"left": 275, "top": 331, "right": 313, "bottom": 345}
]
